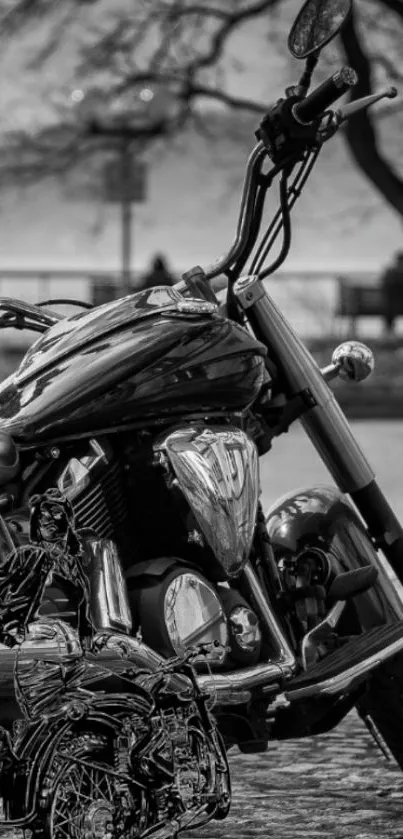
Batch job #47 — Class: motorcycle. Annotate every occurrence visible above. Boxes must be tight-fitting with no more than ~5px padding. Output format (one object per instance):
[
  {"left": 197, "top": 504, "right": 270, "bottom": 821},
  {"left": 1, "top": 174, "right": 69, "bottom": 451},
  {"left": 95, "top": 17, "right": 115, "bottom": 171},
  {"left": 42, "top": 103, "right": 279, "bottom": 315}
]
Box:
[{"left": 0, "top": 0, "right": 400, "bottom": 835}]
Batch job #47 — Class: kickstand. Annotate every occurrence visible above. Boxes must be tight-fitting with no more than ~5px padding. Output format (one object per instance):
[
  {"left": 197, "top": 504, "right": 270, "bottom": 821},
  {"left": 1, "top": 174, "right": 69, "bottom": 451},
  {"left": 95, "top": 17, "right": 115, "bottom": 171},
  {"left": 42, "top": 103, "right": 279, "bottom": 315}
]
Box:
[{"left": 357, "top": 706, "right": 392, "bottom": 762}]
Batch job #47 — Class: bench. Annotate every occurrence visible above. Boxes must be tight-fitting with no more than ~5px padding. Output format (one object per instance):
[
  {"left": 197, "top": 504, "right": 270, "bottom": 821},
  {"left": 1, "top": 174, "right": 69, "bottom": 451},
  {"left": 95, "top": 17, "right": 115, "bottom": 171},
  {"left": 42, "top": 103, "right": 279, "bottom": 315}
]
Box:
[{"left": 336, "top": 276, "right": 403, "bottom": 331}]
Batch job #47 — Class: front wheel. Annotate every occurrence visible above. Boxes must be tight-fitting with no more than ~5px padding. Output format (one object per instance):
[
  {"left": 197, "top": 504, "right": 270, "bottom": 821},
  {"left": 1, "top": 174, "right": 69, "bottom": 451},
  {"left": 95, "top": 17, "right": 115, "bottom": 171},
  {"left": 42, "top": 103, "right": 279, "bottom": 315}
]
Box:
[{"left": 358, "top": 650, "right": 403, "bottom": 768}]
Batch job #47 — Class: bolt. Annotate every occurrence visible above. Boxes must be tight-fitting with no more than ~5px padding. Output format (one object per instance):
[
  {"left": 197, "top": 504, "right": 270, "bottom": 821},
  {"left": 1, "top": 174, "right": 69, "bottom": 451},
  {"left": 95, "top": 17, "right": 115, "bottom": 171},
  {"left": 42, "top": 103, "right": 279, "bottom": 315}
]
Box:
[{"left": 246, "top": 292, "right": 254, "bottom": 301}]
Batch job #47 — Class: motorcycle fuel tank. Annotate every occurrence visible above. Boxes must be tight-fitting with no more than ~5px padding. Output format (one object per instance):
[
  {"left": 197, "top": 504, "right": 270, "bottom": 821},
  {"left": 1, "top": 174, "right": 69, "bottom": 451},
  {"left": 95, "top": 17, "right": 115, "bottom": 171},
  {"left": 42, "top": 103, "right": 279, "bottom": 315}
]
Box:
[{"left": 0, "top": 287, "right": 267, "bottom": 442}]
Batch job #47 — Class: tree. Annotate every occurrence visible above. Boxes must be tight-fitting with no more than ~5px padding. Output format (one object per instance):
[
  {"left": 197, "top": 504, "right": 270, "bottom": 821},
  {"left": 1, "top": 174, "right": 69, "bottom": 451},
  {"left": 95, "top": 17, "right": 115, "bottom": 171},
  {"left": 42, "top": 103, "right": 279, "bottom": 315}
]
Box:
[
  {"left": 0, "top": 0, "right": 402, "bottom": 220},
  {"left": 340, "top": 0, "right": 403, "bottom": 217}
]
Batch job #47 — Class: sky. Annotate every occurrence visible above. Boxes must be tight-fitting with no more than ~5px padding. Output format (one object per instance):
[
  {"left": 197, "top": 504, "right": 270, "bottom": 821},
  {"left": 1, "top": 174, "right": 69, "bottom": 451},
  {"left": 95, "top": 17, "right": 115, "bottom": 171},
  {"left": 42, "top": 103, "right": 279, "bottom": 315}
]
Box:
[{"left": 0, "top": 0, "right": 401, "bottom": 275}]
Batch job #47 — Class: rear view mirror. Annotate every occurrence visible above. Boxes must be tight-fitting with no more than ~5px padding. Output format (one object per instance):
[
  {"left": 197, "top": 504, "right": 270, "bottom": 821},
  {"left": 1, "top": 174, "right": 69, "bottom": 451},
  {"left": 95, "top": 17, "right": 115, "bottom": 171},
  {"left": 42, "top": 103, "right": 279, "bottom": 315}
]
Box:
[{"left": 288, "top": 0, "right": 352, "bottom": 59}]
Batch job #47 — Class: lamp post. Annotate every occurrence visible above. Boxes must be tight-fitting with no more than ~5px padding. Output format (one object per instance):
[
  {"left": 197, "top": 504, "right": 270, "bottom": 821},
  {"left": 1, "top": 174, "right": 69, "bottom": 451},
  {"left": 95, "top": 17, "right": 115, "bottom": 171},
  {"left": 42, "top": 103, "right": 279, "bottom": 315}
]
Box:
[
  {"left": 120, "top": 140, "right": 132, "bottom": 296},
  {"left": 101, "top": 136, "right": 146, "bottom": 296},
  {"left": 76, "top": 84, "right": 172, "bottom": 298}
]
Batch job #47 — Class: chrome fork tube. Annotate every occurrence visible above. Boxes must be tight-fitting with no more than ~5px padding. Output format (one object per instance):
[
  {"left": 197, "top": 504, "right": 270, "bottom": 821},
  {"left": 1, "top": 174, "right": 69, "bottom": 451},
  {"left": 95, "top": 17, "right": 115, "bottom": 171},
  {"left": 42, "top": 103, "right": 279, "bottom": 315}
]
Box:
[
  {"left": 234, "top": 274, "right": 403, "bottom": 583},
  {"left": 234, "top": 275, "right": 374, "bottom": 493},
  {"left": 242, "top": 561, "right": 296, "bottom": 666}
]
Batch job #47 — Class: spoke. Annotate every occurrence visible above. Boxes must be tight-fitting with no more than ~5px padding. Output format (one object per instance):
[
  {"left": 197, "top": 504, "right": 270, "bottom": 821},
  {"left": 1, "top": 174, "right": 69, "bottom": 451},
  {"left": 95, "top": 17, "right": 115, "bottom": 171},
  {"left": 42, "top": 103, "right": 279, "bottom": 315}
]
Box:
[
  {"left": 65, "top": 769, "right": 82, "bottom": 800},
  {"left": 91, "top": 769, "right": 109, "bottom": 800},
  {"left": 53, "top": 818, "right": 74, "bottom": 830},
  {"left": 51, "top": 744, "right": 122, "bottom": 839},
  {"left": 105, "top": 773, "right": 114, "bottom": 800}
]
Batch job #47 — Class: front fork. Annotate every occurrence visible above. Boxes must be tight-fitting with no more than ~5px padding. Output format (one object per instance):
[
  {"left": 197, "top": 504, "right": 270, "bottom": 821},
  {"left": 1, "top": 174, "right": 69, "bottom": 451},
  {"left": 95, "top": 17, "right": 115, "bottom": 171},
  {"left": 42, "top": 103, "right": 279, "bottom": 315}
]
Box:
[{"left": 234, "top": 274, "right": 403, "bottom": 590}]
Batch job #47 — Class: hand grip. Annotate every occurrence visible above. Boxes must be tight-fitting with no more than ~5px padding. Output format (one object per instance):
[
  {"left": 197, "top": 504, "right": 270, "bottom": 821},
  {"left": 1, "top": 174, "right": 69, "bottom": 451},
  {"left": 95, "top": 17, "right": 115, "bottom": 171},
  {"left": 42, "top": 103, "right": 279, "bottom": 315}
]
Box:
[{"left": 293, "top": 67, "right": 358, "bottom": 124}]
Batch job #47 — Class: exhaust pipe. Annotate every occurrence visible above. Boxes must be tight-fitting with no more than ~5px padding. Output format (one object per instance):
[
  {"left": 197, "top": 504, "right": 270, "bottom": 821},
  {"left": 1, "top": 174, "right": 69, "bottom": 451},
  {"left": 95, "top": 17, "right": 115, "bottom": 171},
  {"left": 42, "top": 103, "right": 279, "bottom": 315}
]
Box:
[
  {"left": 86, "top": 632, "right": 296, "bottom": 705},
  {"left": 0, "top": 619, "right": 295, "bottom": 717}
]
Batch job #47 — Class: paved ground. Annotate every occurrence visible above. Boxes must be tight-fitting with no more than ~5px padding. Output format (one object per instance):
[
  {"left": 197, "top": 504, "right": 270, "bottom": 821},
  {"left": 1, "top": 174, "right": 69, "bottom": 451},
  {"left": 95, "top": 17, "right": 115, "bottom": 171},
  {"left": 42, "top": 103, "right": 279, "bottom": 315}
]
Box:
[
  {"left": 4, "top": 711, "right": 403, "bottom": 839},
  {"left": 184, "top": 711, "right": 403, "bottom": 839}
]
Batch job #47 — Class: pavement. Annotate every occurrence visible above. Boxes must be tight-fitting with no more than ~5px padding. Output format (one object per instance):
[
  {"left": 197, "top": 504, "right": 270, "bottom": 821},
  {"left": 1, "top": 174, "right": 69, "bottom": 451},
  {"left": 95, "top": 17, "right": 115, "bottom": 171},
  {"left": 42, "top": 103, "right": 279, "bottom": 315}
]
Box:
[{"left": 184, "top": 711, "right": 403, "bottom": 839}]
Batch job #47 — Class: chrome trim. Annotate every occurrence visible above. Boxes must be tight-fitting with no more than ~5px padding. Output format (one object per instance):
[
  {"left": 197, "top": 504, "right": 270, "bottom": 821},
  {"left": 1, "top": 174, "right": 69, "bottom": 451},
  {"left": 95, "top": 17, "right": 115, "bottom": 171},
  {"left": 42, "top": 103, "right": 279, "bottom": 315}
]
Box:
[
  {"left": 331, "top": 341, "right": 375, "bottom": 383},
  {"left": 155, "top": 426, "right": 259, "bottom": 579},
  {"left": 164, "top": 572, "right": 228, "bottom": 662},
  {"left": 0, "top": 624, "right": 285, "bottom": 706},
  {"left": 57, "top": 439, "right": 109, "bottom": 500},
  {"left": 197, "top": 563, "right": 297, "bottom": 703},
  {"left": 301, "top": 601, "right": 346, "bottom": 669},
  {"left": 197, "top": 660, "right": 289, "bottom": 699},
  {"left": 242, "top": 562, "right": 296, "bottom": 666},
  {"left": 0, "top": 621, "right": 294, "bottom": 708},
  {"left": 87, "top": 538, "right": 132, "bottom": 634},
  {"left": 234, "top": 274, "right": 375, "bottom": 493},
  {"left": 286, "top": 635, "right": 403, "bottom": 701},
  {"left": 229, "top": 606, "right": 261, "bottom": 652}
]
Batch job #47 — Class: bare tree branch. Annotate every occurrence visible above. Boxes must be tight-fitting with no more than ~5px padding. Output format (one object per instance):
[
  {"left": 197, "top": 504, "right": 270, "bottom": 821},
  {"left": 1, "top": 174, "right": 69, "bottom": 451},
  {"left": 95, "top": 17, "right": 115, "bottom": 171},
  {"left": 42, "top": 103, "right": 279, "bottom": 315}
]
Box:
[
  {"left": 376, "top": 0, "right": 403, "bottom": 16},
  {"left": 340, "top": 5, "right": 403, "bottom": 216},
  {"left": 0, "top": 0, "right": 402, "bottom": 229}
]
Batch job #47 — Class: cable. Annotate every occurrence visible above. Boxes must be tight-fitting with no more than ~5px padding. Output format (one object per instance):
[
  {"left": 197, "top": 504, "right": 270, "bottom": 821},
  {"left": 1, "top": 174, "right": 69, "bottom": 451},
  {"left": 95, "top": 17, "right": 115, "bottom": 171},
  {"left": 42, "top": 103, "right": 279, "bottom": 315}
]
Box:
[
  {"left": 257, "top": 170, "right": 292, "bottom": 280},
  {"left": 251, "top": 146, "right": 321, "bottom": 278}
]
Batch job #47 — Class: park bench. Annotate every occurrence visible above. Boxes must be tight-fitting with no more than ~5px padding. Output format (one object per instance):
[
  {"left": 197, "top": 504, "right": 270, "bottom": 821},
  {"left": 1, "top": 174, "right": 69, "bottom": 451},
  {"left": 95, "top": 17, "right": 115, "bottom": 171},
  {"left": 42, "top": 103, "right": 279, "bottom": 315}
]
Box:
[{"left": 336, "top": 276, "right": 403, "bottom": 331}]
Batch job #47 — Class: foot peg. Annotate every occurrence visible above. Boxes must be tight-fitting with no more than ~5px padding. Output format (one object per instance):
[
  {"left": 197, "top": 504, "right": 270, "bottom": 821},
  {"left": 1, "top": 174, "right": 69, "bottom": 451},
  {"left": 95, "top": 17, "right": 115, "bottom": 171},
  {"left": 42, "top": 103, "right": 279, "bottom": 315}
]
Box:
[{"left": 327, "top": 566, "right": 378, "bottom": 605}]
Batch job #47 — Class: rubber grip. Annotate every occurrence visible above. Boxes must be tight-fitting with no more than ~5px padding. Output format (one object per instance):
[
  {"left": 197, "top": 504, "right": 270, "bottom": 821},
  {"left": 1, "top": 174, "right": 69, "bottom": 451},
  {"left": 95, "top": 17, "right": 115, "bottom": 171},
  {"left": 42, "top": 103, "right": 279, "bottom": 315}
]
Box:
[{"left": 293, "top": 67, "right": 358, "bottom": 124}]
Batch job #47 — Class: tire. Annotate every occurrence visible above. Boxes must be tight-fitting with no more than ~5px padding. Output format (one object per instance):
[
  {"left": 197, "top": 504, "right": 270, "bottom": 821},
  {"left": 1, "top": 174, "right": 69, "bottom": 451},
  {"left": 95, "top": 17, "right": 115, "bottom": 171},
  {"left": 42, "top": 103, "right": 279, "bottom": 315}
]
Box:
[
  {"left": 33, "top": 729, "right": 138, "bottom": 839},
  {"left": 357, "top": 651, "right": 403, "bottom": 767}
]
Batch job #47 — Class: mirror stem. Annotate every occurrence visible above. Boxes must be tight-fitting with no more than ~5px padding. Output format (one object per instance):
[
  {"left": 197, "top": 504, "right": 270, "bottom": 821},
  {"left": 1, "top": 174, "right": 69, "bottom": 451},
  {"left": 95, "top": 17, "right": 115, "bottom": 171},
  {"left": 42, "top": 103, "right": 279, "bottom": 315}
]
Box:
[{"left": 298, "top": 53, "right": 319, "bottom": 96}]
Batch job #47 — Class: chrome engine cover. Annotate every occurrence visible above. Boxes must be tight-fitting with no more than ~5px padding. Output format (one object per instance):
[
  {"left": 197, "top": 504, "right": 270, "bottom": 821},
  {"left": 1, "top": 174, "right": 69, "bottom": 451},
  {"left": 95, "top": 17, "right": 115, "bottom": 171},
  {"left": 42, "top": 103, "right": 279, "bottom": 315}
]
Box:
[{"left": 155, "top": 425, "right": 259, "bottom": 579}]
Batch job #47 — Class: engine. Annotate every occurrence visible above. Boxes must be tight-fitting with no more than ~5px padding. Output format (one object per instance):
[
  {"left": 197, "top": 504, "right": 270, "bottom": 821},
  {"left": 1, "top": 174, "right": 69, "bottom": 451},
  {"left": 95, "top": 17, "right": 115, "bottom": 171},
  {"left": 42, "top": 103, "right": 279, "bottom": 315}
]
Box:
[{"left": 1, "top": 435, "right": 263, "bottom": 671}]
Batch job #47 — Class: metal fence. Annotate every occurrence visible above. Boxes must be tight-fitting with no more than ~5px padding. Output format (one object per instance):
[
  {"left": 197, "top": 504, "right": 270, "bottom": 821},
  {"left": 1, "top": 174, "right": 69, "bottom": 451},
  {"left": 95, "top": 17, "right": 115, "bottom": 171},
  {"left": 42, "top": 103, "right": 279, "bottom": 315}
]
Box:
[{"left": 0, "top": 268, "right": 386, "bottom": 349}]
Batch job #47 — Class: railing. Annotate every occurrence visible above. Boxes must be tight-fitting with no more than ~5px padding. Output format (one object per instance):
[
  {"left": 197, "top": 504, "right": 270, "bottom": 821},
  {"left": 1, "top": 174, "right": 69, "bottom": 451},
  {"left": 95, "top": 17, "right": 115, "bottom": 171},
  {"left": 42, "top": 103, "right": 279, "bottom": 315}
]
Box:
[{"left": 0, "top": 268, "right": 389, "bottom": 350}]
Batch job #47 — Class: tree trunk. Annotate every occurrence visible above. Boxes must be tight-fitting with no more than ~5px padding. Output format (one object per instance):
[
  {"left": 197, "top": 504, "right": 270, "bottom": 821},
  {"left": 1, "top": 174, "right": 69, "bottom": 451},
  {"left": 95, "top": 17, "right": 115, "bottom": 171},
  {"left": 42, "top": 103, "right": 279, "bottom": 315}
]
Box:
[{"left": 340, "top": 8, "right": 403, "bottom": 217}]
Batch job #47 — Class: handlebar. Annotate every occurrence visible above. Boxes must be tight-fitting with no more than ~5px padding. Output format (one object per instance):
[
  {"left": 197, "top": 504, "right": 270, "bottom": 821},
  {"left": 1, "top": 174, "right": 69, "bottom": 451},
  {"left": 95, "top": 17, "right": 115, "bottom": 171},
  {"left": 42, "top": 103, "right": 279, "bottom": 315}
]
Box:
[
  {"left": 174, "top": 79, "right": 397, "bottom": 297},
  {"left": 174, "top": 141, "right": 267, "bottom": 292},
  {"left": 293, "top": 67, "right": 358, "bottom": 124},
  {"left": 0, "top": 298, "right": 62, "bottom": 332}
]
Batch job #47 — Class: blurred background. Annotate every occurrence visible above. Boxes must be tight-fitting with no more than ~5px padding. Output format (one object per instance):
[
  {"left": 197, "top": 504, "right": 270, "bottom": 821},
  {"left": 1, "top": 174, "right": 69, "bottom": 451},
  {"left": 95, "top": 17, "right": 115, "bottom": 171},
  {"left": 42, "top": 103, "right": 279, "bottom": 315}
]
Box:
[{"left": 0, "top": 0, "right": 401, "bottom": 414}]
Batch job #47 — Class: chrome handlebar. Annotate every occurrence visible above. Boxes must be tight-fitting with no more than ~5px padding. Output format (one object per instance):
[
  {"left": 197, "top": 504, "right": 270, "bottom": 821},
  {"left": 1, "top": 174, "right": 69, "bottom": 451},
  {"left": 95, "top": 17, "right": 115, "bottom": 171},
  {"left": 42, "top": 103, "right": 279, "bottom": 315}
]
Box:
[
  {"left": 173, "top": 85, "right": 398, "bottom": 296},
  {"left": 173, "top": 141, "right": 267, "bottom": 293}
]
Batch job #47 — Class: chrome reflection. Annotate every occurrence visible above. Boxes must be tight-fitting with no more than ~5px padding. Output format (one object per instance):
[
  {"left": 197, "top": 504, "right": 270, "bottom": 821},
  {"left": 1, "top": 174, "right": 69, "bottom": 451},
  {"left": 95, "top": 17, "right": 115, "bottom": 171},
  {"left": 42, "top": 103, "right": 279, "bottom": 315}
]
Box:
[
  {"left": 15, "top": 620, "right": 86, "bottom": 720},
  {"left": 87, "top": 538, "right": 132, "bottom": 634},
  {"left": 164, "top": 573, "right": 228, "bottom": 661},
  {"left": 229, "top": 606, "right": 261, "bottom": 652},
  {"left": 57, "top": 439, "right": 109, "bottom": 499},
  {"left": 156, "top": 426, "right": 259, "bottom": 578}
]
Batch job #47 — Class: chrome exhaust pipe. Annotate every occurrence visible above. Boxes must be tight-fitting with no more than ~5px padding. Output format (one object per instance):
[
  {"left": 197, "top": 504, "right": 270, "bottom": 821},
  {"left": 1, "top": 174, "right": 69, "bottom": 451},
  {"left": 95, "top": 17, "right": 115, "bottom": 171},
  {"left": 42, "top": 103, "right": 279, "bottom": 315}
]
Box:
[
  {"left": 0, "top": 621, "right": 194, "bottom": 719},
  {"left": 0, "top": 622, "right": 292, "bottom": 712},
  {"left": 86, "top": 632, "right": 295, "bottom": 705},
  {"left": 196, "top": 657, "right": 294, "bottom": 704}
]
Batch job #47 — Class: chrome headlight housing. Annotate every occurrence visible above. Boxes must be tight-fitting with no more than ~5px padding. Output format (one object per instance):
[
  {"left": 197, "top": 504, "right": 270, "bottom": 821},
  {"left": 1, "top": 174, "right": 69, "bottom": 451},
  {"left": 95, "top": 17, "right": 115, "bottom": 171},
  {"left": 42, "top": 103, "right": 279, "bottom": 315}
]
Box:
[{"left": 155, "top": 425, "right": 259, "bottom": 579}]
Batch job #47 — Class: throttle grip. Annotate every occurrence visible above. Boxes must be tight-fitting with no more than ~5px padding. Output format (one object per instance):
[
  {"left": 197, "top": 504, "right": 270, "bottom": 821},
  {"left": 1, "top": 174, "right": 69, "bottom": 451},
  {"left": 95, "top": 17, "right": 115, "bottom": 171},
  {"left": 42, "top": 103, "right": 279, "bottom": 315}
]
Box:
[{"left": 293, "top": 67, "right": 358, "bottom": 124}]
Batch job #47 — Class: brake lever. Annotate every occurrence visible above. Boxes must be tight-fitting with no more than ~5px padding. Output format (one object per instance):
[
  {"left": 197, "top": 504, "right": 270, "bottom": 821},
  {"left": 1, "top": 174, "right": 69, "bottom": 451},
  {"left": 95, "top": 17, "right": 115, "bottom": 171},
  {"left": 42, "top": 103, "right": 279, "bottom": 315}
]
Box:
[{"left": 334, "top": 86, "right": 397, "bottom": 125}]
